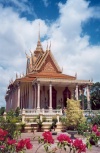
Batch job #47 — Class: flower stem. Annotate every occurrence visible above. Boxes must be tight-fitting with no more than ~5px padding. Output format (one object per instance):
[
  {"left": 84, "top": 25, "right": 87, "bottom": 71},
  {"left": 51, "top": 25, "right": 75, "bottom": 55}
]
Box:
[{"left": 35, "top": 144, "right": 43, "bottom": 153}]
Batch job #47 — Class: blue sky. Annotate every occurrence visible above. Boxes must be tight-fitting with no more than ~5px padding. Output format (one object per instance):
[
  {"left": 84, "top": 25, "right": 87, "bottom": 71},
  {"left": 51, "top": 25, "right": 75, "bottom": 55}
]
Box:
[{"left": 0, "top": 0, "right": 100, "bottom": 107}]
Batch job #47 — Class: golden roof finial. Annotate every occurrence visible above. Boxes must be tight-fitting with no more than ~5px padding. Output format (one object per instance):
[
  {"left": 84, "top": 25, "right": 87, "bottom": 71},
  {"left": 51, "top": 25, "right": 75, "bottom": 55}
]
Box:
[
  {"left": 38, "top": 22, "right": 40, "bottom": 41},
  {"left": 16, "top": 73, "right": 18, "bottom": 79},
  {"left": 46, "top": 41, "right": 48, "bottom": 50},
  {"left": 30, "top": 49, "right": 32, "bottom": 55},
  {"left": 25, "top": 51, "right": 30, "bottom": 59},
  {"left": 75, "top": 72, "right": 77, "bottom": 79},
  {"left": 49, "top": 41, "right": 51, "bottom": 50}
]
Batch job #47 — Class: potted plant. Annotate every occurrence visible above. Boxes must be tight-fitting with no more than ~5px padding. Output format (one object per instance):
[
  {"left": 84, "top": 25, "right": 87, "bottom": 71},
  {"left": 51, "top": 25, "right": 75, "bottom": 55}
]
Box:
[
  {"left": 20, "top": 123, "right": 26, "bottom": 133},
  {"left": 37, "top": 119, "right": 43, "bottom": 132}
]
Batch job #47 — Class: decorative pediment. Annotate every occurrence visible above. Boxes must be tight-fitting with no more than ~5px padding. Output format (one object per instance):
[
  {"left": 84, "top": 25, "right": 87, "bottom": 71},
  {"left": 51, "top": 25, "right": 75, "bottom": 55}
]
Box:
[
  {"left": 41, "top": 61, "right": 56, "bottom": 73},
  {"left": 40, "top": 52, "right": 60, "bottom": 73}
]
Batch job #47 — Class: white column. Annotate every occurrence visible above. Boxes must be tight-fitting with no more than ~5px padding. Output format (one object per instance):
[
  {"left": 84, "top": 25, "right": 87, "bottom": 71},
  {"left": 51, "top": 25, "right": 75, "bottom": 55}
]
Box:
[
  {"left": 17, "top": 83, "right": 20, "bottom": 108},
  {"left": 71, "top": 88, "right": 75, "bottom": 99},
  {"left": 86, "top": 85, "right": 91, "bottom": 110},
  {"left": 75, "top": 84, "right": 78, "bottom": 100},
  {"left": 29, "top": 84, "right": 32, "bottom": 108},
  {"left": 37, "top": 82, "right": 40, "bottom": 110},
  {"left": 49, "top": 82, "right": 52, "bottom": 110},
  {"left": 81, "top": 88, "right": 84, "bottom": 110},
  {"left": 34, "top": 84, "right": 37, "bottom": 109}
]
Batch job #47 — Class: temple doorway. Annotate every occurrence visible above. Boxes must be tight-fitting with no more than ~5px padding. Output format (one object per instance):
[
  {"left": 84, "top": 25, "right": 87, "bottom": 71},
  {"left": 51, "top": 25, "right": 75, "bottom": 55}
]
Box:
[{"left": 63, "top": 87, "right": 71, "bottom": 107}]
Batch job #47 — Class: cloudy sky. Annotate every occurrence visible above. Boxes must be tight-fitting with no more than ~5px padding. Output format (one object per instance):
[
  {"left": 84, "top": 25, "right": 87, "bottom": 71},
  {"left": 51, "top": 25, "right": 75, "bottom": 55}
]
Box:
[{"left": 0, "top": 0, "right": 100, "bottom": 107}]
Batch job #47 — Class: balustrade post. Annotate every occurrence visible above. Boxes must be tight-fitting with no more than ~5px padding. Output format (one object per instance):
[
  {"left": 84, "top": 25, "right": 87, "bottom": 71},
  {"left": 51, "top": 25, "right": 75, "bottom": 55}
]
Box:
[
  {"left": 56, "top": 114, "right": 60, "bottom": 123},
  {"left": 40, "top": 114, "right": 43, "bottom": 122},
  {"left": 3, "top": 112, "right": 6, "bottom": 120},
  {"left": 22, "top": 108, "right": 25, "bottom": 123}
]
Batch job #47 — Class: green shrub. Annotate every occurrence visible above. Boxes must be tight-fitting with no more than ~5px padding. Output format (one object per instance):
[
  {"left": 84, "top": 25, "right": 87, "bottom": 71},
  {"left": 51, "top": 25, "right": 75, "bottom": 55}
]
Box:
[
  {"left": 66, "top": 99, "right": 86, "bottom": 130},
  {"left": 77, "top": 122, "right": 90, "bottom": 135}
]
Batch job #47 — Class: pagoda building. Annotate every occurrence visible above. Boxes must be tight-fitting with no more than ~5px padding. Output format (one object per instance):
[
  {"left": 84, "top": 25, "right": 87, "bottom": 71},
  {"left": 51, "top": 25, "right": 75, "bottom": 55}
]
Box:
[{"left": 5, "top": 33, "right": 93, "bottom": 112}]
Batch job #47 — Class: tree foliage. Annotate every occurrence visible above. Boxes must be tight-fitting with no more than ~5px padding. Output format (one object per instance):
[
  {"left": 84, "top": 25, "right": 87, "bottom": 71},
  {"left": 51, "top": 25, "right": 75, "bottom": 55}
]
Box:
[
  {"left": 66, "top": 99, "right": 86, "bottom": 130},
  {"left": 0, "top": 107, "right": 5, "bottom": 116},
  {"left": 90, "top": 82, "right": 100, "bottom": 110}
]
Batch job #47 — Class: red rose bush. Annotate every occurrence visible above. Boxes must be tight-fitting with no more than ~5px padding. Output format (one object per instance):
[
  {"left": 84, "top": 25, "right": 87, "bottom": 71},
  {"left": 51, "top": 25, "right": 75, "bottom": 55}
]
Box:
[
  {"left": 0, "top": 128, "right": 32, "bottom": 153},
  {"left": 57, "top": 133, "right": 86, "bottom": 153},
  {"left": 0, "top": 128, "right": 87, "bottom": 153},
  {"left": 36, "top": 132, "right": 86, "bottom": 153}
]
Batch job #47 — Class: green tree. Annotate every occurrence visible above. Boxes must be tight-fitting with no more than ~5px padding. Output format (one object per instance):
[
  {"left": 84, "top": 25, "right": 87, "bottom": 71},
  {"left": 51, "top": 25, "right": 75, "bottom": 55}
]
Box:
[
  {"left": 0, "top": 107, "right": 5, "bottom": 116},
  {"left": 66, "top": 99, "right": 86, "bottom": 130},
  {"left": 90, "top": 82, "right": 100, "bottom": 110}
]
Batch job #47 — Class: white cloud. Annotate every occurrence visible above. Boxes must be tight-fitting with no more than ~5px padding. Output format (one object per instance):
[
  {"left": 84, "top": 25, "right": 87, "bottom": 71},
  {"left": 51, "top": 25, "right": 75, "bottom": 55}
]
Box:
[
  {"left": 0, "top": 4, "right": 48, "bottom": 107},
  {"left": 0, "top": 0, "right": 100, "bottom": 107},
  {"left": 0, "top": 0, "right": 35, "bottom": 14},
  {"left": 42, "top": 0, "right": 49, "bottom": 7}
]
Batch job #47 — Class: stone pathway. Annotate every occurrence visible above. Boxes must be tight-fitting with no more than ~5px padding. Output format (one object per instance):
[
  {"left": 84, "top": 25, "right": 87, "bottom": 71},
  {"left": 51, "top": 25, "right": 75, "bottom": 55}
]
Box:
[{"left": 20, "top": 132, "right": 100, "bottom": 153}]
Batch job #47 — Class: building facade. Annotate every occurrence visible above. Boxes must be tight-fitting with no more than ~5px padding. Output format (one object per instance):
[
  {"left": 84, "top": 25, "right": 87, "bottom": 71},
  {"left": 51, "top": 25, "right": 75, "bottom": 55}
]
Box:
[{"left": 5, "top": 34, "right": 93, "bottom": 112}]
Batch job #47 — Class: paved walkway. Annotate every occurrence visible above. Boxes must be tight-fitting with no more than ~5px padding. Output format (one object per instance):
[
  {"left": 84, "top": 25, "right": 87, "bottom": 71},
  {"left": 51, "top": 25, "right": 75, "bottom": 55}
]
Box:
[{"left": 20, "top": 132, "right": 100, "bottom": 153}]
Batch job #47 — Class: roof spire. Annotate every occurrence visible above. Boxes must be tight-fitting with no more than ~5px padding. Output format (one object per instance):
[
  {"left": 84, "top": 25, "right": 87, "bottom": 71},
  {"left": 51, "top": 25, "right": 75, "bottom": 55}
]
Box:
[
  {"left": 38, "top": 22, "right": 40, "bottom": 42},
  {"left": 46, "top": 41, "right": 48, "bottom": 50},
  {"left": 75, "top": 72, "right": 77, "bottom": 79},
  {"left": 49, "top": 41, "right": 51, "bottom": 50}
]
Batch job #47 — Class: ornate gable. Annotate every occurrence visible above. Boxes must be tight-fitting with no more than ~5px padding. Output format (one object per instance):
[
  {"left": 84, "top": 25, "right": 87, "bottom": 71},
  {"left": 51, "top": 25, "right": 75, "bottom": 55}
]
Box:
[{"left": 40, "top": 54, "right": 58, "bottom": 73}]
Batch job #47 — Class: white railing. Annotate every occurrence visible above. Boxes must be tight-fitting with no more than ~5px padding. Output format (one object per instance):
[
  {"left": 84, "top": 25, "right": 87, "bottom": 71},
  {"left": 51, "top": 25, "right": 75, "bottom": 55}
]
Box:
[
  {"left": 21, "top": 108, "right": 62, "bottom": 115},
  {"left": 20, "top": 109, "right": 100, "bottom": 116},
  {"left": 19, "top": 109, "right": 100, "bottom": 123}
]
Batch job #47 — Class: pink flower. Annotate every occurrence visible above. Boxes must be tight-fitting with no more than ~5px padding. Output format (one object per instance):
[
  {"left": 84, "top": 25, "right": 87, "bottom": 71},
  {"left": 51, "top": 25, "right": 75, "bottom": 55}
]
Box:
[
  {"left": 0, "top": 145, "right": 5, "bottom": 149},
  {"left": 42, "top": 131, "right": 54, "bottom": 144},
  {"left": 16, "top": 139, "right": 26, "bottom": 152},
  {"left": 96, "top": 131, "right": 100, "bottom": 137},
  {"left": 92, "top": 125, "right": 98, "bottom": 132},
  {"left": 7, "top": 138, "right": 16, "bottom": 145},
  {"left": 24, "top": 138, "right": 33, "bottom": 149},
  {"left": 57, "top": 134, "right": 72, "bottom": 143},
  {"left": 73, "top": 139, "right": 86, "bottom": 153},
  {"left": 0, "top": 128, "right": 8, "bottom": 141}
]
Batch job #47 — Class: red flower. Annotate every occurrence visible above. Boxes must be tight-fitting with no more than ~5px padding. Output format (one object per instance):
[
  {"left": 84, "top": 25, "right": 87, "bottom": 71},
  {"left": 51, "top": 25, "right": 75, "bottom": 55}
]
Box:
[
  {"left": 7, "top": 138, "right": 16, "bottom": 145},
  {"left": 24, "top": 138, "right": 33, "bottom": 149},
  {"left": 16, "top": 139, "right": 26, "bottom": 152},
  {"left": 73, "top": 139, "right": 86, "bottom": 153},
  {"left": 0, "top": 128, "right": 8, "bottom": 137},
  {"left": 42, "top": 131, "right": 54, "bottom": 144},
  {"left": 16, "top": 138, "right": 32, "bottom": 152},
  {"left": 0, "top": 145, "right": 5, "bottom": 149},
  {"left": 57, "top": 134, "right": 72, "bottom": 143},
  {"left": 0, "top": 128, "right": 8, "bottom": 141},
  {"left": 96, "top": 131, "right": 100, "bottom": 137},
  {"left": 92, "top": 125, "right": 98, "bottom": 132}
]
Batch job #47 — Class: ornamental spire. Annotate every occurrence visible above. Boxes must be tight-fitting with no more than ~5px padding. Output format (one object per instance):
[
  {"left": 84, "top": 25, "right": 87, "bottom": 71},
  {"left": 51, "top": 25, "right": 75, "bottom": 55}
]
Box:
[
  {"left": 49, "top": 41, "right": 51, "bottom": 50},
  {"left": 34, "top": 22, "right": 44, "bottom": 56},
  {"left": 38, "top": 22, "right": 40, "bottom": 42}
]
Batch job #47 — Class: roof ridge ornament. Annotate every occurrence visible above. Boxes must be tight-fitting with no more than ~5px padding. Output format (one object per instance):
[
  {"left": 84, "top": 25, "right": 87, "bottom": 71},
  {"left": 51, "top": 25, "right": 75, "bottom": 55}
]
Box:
[
  {"left": 49, "top": 41, "right": 51, "bottom": 51},
  {"left": 46, "top": 41, "right": 48, "bottom": 51},
  {"left": 75, "top": 72, "right": 77, "bottom": 79},
  {"left": 16, "top": 73, "right": 18, "bottom": 79},
  {"left": 38, "top": 22, "right": 40, "bottom": 42}
]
